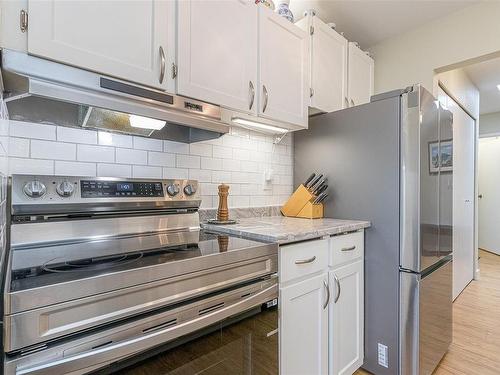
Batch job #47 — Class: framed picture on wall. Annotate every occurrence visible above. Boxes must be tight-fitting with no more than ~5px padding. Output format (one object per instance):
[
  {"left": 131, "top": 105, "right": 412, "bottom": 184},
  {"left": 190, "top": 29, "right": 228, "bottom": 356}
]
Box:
[{"left": 429, "top": 140, "right": 453, "bottom": 173}]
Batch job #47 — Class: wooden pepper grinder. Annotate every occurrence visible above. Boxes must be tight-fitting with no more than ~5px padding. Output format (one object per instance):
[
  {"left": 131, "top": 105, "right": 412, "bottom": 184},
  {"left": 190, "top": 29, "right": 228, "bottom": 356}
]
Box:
[{"left": 217, "top": 184, "right": 230, "bottom": 222}]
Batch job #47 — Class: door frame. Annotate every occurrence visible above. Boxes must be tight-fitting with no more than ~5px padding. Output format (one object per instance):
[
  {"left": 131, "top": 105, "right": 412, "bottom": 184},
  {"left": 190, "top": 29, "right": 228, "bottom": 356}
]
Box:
[{"left": 436, "top": 81, "right": 479, "bottom": 281}]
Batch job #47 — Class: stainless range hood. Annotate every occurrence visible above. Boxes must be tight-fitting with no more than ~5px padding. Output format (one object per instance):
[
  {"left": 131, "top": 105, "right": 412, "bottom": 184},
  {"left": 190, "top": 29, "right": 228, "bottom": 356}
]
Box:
[{"left": 1, "top": 49, "right": 229, "bottom": 143}]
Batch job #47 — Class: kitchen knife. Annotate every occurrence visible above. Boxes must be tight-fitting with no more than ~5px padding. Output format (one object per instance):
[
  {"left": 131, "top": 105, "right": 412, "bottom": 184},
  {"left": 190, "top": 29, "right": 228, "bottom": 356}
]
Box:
[
  {"left": 304, "top": 173, "right": 316, "bottom": 188},
  {"left": 308, "top": 174, "right": 323, "bottom": 191},
  {"left": 312, "top": 178, "right": 327, "bottom": 194},
  {"left": 314, "top": 192, "right": 328, "bottom": 204},
  {"left": 314, "top": 184, "right": 328, "bottom": 196}
]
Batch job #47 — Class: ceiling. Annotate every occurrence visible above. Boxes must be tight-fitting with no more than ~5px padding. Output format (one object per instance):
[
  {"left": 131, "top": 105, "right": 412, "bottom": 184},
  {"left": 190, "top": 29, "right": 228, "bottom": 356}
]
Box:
[
  {"left": 289, "top": 0, "right": 478, "bottom": 49},
  {"left": 464, "top": 57, "right": 500, "bottom": 115}
]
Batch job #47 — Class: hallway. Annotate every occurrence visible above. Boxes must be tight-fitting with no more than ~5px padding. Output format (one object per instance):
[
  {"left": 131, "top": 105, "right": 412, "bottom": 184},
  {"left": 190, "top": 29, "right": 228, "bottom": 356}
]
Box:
[{"left": 357, "top": 249, "right": 500, "bottom": 375}]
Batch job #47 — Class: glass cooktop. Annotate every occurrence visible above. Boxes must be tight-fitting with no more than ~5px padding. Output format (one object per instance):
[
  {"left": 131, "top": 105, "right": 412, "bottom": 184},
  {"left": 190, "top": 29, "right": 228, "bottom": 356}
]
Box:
[{"left": 9, "top": 231, "right": 271, "bottom": 293}]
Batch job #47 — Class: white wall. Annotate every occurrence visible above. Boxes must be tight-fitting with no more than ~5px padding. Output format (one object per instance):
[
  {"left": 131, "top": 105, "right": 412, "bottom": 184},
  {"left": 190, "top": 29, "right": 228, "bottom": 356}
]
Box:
[
  {"left": 479, "top": 111, "right": 500, "bottom": 136},
  {"left": 369, "top": 2, "right": 500, "bottom": 96},
  {"left": 7, "top": 121, "right": 293, "bottom": 209}
]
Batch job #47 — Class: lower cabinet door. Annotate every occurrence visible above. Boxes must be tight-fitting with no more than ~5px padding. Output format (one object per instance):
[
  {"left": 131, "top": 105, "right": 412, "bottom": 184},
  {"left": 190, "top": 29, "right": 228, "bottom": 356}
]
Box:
[
  {"left": 280, "top": 273, "right": 329, "bottom": 375},
  {"left": 330, "top": 261, "right": 364, "bottom": 375}
]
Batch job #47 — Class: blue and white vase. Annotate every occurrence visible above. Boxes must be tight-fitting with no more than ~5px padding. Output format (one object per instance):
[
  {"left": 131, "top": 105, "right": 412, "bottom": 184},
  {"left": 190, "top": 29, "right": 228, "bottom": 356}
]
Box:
[{"left": 276, "top": 0, "right": 294, "bottom": 23}]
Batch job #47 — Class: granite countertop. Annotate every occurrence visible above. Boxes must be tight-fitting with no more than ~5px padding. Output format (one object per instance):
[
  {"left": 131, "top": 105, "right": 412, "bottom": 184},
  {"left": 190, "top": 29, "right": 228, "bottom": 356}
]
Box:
[{"left": 201, "top": 216, "right": 371, "bottom": 244}]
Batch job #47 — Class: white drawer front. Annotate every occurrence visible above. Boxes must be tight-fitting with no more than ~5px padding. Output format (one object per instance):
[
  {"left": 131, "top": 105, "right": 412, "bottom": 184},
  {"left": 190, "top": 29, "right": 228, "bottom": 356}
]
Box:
[
  {"left": 330, "top": 231, "right": 364, "bottom": 268},
  {"left": 280, "top": 238, "right": 328, "bottom": 283}
]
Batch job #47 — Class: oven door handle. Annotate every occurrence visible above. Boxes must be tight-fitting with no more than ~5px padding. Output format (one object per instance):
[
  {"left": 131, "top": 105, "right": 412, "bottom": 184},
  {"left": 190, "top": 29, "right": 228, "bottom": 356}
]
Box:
[{"left": 15, "top": 283, "right": 278, "bottom": 375}]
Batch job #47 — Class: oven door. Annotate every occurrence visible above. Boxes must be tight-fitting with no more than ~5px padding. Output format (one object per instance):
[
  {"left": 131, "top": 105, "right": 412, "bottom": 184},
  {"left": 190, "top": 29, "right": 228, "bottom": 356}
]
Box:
[{"left": 6, "top": 277, "right": 278, "bottom": 375}]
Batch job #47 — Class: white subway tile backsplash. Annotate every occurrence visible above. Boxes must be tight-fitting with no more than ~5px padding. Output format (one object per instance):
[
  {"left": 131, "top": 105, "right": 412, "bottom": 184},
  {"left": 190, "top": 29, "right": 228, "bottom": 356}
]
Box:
[
  {"left": 78, "top": 144, "right": 115, "bottom": 163},
  {"left": 97, "top": 163, "right": 131, "bottom": 178},
  {"left": 148, "top": 151, "right": 175, "bottom": 167},
  {"left": 10, "top": 158, "right": 54, "bottom": 175},
  {"left": 176, "top": 154, "right": 200, "bottom": 169},
  {"left": 98, "top": 131, "right": 133, "bottom": 148},
  {"left": 133, "top": 137, "right": 163, "bottom": 151},
  {"left": 162, "top": 167, "right": 188, "bottom": 179},
  {"left": 213, "top": 145, "right": 232, "bottom": 159},
  {"left": 7, "top": 122, "right": 292, "bottom": 208},
  {"left": 55, "top": 161, "right": 96, "bottom": 176},
  {"left": 189, "top": 143, "right": 212, "bottom": 157},
  {"left": 222, "top": 159, "right": 240, "bottom": 172},
  {"left": 132, "top": 165, "right": 162, "bottom": 179},
  {"left": 164, "top": 140, "right": 189, "bottom": 154},
  {"left": 188, "top": 169, "right": 212, "bottom": 183},
  {"left": 31, "top": 140, "right": 76, "bottom": 160},
  {"left": 9, "top": 138, "right": 30, "bottom": 158},
  {"left": 57, "top": 127, "right": 97, "bottom": 144},
  {"left": 212, "top": 170, "right": 231, "bottom": 183},
  {"left": 201, "top": 157, "right": 223, "bottom": 170},
  {"left": 10, "top": 121, "right": 56, "bottom": 140},
  {"left": 116, "top": 148, "right": 147, "bottom": 165}
]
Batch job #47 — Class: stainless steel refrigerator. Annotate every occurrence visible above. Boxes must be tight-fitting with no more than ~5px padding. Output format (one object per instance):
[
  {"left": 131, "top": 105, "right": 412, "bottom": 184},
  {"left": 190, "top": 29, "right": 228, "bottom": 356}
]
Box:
[{"left": 294, "top": 85, "right": 453, "bottom": 375}]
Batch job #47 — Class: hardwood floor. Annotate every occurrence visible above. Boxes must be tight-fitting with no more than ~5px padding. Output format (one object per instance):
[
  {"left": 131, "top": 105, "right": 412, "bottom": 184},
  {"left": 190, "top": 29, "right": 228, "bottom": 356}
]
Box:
[{"left": 356, "top": 249, "right": 500, "bottom": 375}]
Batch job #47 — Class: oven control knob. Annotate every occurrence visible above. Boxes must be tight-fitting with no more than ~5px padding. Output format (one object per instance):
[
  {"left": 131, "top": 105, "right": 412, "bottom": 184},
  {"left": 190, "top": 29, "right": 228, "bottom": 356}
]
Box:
[
  {"left": 166, "top": 184, "right": 180, "bottom": 197},
  {"left": 56, "top": 181, "right": 75, "bottom": 197},
  {"left": 23, "top": 180, "right": 47, "bottom": 198},
  {"left": 183, "top": 184, "right": 197, "bottom": 196}
]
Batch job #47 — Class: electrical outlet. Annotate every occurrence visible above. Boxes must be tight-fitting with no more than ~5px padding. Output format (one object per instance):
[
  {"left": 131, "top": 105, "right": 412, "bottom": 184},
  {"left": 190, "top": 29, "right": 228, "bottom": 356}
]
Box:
[{"left": 378, "top": 343, "right": 388, "bottom": 368}]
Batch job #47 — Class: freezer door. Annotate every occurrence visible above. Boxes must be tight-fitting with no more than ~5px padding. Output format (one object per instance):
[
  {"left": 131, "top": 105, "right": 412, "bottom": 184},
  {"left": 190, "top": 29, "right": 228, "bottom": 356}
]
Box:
[
  {"left": 401, "top": 86, "right": 444, "bottom": 272},
  {"left": 400, "top": 258, "right": 452, "bottom": 375}
]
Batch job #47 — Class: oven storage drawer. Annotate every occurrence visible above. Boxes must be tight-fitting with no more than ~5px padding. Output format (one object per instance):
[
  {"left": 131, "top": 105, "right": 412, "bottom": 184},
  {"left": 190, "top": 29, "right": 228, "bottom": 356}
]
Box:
[
  {"left": 4, "top": 254, "right": 277, "bottom": 353},
  {"left": 6, "top": 278, "right": 278, "bottom": 375}
]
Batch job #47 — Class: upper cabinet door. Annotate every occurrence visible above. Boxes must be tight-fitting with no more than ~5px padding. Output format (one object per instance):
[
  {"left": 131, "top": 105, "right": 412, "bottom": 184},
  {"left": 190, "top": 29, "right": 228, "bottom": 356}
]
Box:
[
  {"left": 27, "top": 0, "right": 175, "bottom": 92},
  {"left": 347, "top": 42, "right": 374, "bottom": 107},
  {"left": 258, "top": 7, "right": 309, "bottom": 128},
  {"left": 311, "top": 17, "right": 348, "bottom": 113},
  {"left": 177, "top": 0, "right": 258, "bottom": 114}
]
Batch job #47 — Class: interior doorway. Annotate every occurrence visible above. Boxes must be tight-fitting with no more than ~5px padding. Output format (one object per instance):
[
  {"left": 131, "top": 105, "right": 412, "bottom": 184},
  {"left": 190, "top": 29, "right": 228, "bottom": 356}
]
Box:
[
  {"left": 478, "top": 136, "right": 500, "bottom": 255},
  {"left": 436, "top": 86, "right": 476, "bottom": 300}
]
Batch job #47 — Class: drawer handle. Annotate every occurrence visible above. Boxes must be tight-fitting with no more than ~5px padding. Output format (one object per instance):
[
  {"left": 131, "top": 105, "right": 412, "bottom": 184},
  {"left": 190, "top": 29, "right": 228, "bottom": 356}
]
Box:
[
  {"left": 341, "top": 245, "right": 356, "bottom": 252},
  {"left": 295, "top": 256, "right": 316, "bottom": 265}
]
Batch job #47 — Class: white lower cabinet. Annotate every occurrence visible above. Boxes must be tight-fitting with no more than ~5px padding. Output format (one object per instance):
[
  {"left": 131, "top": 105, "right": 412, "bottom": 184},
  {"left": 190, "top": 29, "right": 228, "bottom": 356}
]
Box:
[
  {"left": 329, "top": 260, "right": 364, "bottom": 375},
  {"left": 280, "top": 273, "right": 329, "bottom": 375}
]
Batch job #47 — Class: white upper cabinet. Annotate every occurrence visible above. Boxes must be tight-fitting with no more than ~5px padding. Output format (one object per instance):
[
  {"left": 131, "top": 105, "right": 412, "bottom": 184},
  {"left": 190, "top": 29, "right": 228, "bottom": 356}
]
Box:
[
  {"left": 177, "top": 0, "right": 258, "bottom": 114},
  {"left": 27, "top": 0, "right": 175, "bottom": 92},
  {"left": 297, "top": 13, "right": 348, "bottom": 113},
  {"left": 347, "top": 42, "right": 374, "bottom": 107},
  {"left": 258, "top": 6, "right": 309, "bottom": 128}
]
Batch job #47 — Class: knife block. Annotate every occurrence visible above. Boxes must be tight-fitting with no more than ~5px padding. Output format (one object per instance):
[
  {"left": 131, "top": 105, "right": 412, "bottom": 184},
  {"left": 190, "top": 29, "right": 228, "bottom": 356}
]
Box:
[{"left": 281, "top": 184, "right": 324, "bottom": 219}]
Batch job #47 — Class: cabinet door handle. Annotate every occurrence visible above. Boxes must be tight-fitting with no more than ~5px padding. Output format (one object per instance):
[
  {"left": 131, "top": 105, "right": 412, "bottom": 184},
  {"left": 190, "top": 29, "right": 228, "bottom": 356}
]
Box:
[
  {"left": 323, "top": 279, "right": 330, "bottom": 309},
  {"left": 345, "top": 97, "right": 349, "bottom": 108},
  {"left": 341, "top": 245, "right": 356, "bottom": 252},
  {"left": 159, "top": 46, "right": 166, "bottom": 84},
  {"left": 334, "top": 274, "right": 341, "bottom": 303},
  {"left": 262, "top": 85, "right": 269, "bottom": 113},
  {"left": 249, "top": 81, "right": 255, "bottom": 110},
  {"left": 350, "top": 98, "right": 355, "bottom": 107},
  {"left": 294, "top": 256, "right": 316, "bottom": 265}
]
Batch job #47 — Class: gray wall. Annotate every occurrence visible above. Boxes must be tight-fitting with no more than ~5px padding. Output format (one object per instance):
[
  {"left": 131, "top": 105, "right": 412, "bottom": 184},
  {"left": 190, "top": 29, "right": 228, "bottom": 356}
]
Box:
[{"left": 479, "top": 111, "right": 500, "bottom": 136}]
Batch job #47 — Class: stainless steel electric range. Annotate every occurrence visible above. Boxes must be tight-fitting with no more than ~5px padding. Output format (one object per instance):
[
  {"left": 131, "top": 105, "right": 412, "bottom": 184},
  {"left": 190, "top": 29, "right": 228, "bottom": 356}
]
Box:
[{"left": 3, "top": 175, "right": 278, "bottom": 375}]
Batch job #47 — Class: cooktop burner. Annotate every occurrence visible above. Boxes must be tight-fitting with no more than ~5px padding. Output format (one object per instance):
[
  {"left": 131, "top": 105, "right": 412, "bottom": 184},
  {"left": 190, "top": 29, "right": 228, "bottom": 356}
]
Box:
[{"left": 9, "top": 231, "right": 268, "bottom": 293}]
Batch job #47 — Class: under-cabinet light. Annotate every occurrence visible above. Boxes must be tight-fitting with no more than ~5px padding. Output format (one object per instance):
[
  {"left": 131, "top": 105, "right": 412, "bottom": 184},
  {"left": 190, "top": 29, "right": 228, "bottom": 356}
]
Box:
[{"left": 231, "top": 117, "right": 288, "bottom": 134}]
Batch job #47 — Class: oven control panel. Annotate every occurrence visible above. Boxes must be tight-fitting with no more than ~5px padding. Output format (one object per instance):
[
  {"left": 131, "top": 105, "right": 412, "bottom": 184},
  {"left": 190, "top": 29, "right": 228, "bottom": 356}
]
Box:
[
  {"left": 81, "top": 180, "right": 164, "bottom": 198},
  {"left": 11, "top": 175, "right": 201, "bottom": 216}
]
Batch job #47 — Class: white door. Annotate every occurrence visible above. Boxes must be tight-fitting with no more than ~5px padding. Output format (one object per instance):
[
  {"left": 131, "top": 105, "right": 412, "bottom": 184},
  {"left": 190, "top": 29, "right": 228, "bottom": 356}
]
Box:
[
  {"left": 438, "top": 88, "right": 475, "bottom": 299},
  {"left": 310, "top": 17, "right": 348, "bottom": 113},
  {"left": 478, "top": 137, "right": 500, "bottom": 255},
  {"left": 27, "top": 0, "right": 175, "bottom": 91},
  {"left": 258, "top": 6, "right": 309, "bottom": 127},
  {"left": 177, "top": 0, "right": 258, "bottom": 113},
  {"left": 280, "top": 273, "right": 328, "bottom": 375},
  {"left": 330, "top": 261, "right": 364, "bottom": 375},
  {"left": 347, "top": 42, "right": 374, "bottom": 107}
]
